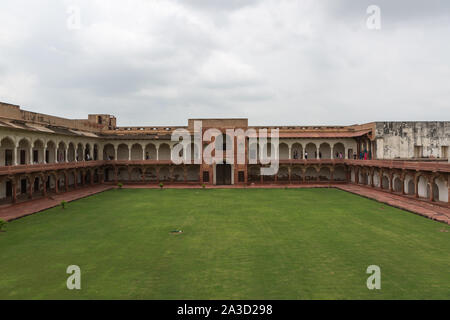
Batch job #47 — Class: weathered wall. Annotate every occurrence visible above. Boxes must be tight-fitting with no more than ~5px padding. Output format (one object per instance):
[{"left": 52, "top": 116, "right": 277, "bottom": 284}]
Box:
[{"left": 375, "top": 122, "right": 450, "bottom": 159}]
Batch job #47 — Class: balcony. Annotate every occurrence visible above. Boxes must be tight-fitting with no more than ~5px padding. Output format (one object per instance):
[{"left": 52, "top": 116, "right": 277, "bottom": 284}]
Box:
[{"left": 0, "top": 160, "right": 106, "bottom": 175}]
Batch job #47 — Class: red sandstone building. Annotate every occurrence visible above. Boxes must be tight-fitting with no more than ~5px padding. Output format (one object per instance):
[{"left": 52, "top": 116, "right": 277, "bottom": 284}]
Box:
[{"left": 0, "top": 101, "right": 449, "bottom": 207}]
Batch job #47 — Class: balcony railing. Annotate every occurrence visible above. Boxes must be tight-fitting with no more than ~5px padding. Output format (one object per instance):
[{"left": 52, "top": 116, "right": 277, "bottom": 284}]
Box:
[{"left": 0, "top": 158, "right": 449, "bottom": 175}]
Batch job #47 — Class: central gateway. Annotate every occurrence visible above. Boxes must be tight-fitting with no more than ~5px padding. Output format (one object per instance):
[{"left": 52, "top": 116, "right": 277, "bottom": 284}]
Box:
[{"left": 215, "top": 164, "right": 232, "bottom": 185}]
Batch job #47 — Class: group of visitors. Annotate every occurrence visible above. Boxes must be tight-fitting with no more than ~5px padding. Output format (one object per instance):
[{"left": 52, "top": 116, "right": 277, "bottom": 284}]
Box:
[
  {"left": 335, "top": 152, "right": 344, "bottom": 159},
  {"left": 353, "top": 150, "right": 371, "bottom": 160}
]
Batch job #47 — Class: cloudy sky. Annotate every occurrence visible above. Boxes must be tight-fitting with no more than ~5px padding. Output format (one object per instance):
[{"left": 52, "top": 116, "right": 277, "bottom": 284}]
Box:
[{"left": 0, "top": 0, "right": 449, "bottom": 126}]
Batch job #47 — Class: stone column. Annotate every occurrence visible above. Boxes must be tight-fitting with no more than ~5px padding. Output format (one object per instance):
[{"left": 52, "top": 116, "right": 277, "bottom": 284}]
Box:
[
  {"left": 28, "top": 178, "right": 33, "bottom": 199},
  {"left": 414, "top": 176, "right": 419, "bottom": 198},
  {"left": 55, "top": 176, "right": 59, "bottom": 194},
  {"left": 65, "top": 173, "right": 69, "bottom": 192},
  {"left": 73, "top": 172, "right": 78, "bottom": 189},
  {"left": 288, "top": 166, "right": 292, "bottom": 184},
  {"left": 12, "top": 179, "right": 17, "bottom": 203},
  {"left": 42, "top": 177, "right": 47, "bottom": 196},
  {"left": 13, "top": 146, "right": 18, "bottom": 165}
]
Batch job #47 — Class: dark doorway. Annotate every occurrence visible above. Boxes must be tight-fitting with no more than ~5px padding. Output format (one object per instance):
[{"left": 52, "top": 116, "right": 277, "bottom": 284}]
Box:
[
  {"left": 6, "top": 181, "right": 12, "bottom": 197},
  {"left": 20, "top": 179, "right": 27, "bottom": 194},
  {"left": 33, "top": 150, "right": 38, "bottom": 163},
  {"left": 216, "top": 164, "right": 232, "bottom": 185},
  {"left": 5, "top": 149, "right": 12, "bottom": 166},
  {"left": 34, "top": 178, "right": 39, "bottom": 194},
  {"left": 20, "top": 150, "right": 26, "bottom": 165}
]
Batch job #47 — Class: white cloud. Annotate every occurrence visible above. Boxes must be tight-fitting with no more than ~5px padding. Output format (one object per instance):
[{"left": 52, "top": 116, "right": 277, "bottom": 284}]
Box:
[{"left": 0, "top": 0, "right": 449, "bottom": 125}]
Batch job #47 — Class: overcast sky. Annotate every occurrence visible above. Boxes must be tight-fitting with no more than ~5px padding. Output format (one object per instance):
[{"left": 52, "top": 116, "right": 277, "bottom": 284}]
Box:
[{"left": 0, "top": 0, "right": 449, "bottom": 126}]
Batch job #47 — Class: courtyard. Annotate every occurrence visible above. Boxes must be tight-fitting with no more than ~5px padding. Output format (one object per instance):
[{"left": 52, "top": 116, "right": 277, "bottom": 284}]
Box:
[{"left": 0, "top": 188, "right": 449, "bottom": 299}]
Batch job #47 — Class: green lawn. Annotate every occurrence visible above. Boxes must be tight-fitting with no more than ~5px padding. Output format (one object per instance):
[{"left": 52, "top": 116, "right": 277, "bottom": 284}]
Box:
[{"left": 0, "top": 188, "right": 449, "bottom": 300}]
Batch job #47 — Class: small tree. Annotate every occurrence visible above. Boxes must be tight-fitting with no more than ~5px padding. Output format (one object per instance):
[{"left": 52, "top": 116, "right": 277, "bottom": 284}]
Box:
[
  {"left": 202, "top": 184, "right": 206, "bottom": 189},
  {"left": 117, "top": 182, "right": 123, "bottom": 189},
  {"left": 0, "top": 219, "right": 7, "bottom": 232},
  {"left": 159, "top": 182, "right": 164, "bottom": 190},
  {"left": 61, "top": 200, "right": 67, "bottom": 209}
]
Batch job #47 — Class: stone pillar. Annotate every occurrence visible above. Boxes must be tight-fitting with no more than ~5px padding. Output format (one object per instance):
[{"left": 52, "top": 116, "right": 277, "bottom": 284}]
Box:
[
  {"left": 156, "top": 147, "right": 159, "bottom": 161},
  {"left": 114, "top": 147, "right": 118, "bottom": 161},
  {"left": 288, "top": 166, "right": 292, "bottom": 184},
  {"left": 65, "top": 173, "right": 69, "bottom": 192},
  {"left": 12, "top": 179, "right": 17, "bottom": 203},
  {"left": 448, "top": 175, "right": 450, "bottom": 204},
  {"left": 29, "top": 147, "right": 33, "bottom": 164},
  {"left": 156, "top": 167, "right": 160, "bottom": 184},
  {"left": 128, "top": 147, "right": 131, "bottom": 161},
  {"left": 414, "top": 176, "right": 419, "bottom": 198},
  {"left": 28, "top": 178, "right": 33, "bottom": 199},
  {"left": 55, "top": 176, "right": 59, "bottom": 194},
  {"left": 13, "top": 146, "right": 18, "bottom": 165},
  {"left": 42, "top": 177, "right": 47, "bottom": 196},
  {"left": 73, "top": 172, "right": 78, "bottom": 189}
]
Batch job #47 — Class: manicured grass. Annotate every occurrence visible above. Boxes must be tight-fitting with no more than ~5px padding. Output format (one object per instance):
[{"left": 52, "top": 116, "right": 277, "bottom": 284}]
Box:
[{"left": 0, "top": 188, "right": 449, "bottom": 299}]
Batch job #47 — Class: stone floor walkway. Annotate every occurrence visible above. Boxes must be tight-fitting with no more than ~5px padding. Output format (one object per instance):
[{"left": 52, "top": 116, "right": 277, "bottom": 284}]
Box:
[
  {"left": 1, "top": 183, "right": 449, "bottom": 225},
  {"left": 0, "top": 185, "right": 113, "bottom": 222},
  {"left": 336, "top": 184, "right": 450, "bottom": 225}
]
